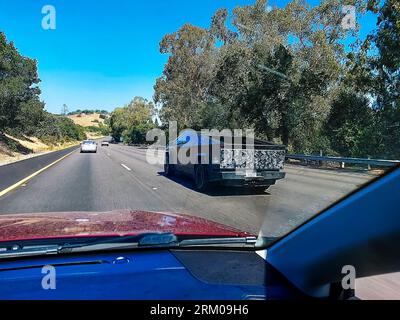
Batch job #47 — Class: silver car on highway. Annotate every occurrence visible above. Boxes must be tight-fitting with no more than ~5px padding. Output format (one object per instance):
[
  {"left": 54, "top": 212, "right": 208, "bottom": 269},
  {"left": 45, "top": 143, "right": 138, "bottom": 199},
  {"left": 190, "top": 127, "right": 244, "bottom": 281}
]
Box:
[{"left": 80, "top": 140, "right": 97, "bottom": 153}]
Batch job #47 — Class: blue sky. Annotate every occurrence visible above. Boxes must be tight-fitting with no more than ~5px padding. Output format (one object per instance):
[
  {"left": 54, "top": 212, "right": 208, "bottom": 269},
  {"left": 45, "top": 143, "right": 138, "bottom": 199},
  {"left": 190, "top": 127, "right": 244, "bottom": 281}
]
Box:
[{"left": 0, "top": 0, "right": 377, "bottom": 114}]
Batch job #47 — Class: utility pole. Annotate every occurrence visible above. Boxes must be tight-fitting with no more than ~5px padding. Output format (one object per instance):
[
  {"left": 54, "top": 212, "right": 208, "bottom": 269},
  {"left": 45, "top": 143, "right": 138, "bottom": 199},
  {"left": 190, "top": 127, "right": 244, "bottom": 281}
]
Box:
[{"left": 61, "top": 104, "right": 69, "bottom": 115}]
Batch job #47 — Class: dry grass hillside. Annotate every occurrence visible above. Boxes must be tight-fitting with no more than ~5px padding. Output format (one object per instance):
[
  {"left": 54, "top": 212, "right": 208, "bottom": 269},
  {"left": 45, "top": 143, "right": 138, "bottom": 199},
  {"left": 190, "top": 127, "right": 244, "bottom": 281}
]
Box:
[
  {"left": 67, "top": 113, "right": 106, "bottom": 127},
  {"left": 0, "top": 113, "right": 109, "bottom": 165},
  {"left": 0, "top": 133, "right": 79, "bottom": 166}
]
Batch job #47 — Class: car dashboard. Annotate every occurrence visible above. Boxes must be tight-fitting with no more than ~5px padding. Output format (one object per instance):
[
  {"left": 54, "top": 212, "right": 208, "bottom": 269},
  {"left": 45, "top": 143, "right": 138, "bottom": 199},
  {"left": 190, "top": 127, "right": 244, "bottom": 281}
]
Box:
[{"left": 0, "top": 249, "right": 306, "bottom": 300}]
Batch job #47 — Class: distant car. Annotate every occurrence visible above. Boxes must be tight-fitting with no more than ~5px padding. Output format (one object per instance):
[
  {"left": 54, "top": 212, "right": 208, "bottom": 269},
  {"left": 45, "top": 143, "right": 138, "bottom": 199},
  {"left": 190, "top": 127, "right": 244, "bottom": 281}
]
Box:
[
  {"left": 80, "top": 140, "right": 97, "bottom": 153},
  {"left": 101, "top": 141, "right": 109, "bottom": 146}
]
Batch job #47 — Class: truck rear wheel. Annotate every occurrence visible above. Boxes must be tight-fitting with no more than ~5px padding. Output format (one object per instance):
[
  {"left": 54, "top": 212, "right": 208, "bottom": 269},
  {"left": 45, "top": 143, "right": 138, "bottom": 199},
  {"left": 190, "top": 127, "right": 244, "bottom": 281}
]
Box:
[
  {"left": 164, "top": 154, "right": 175, "bottom": 176},
  {"left": 194, "top": 165, "right": 209, "bottom": 191},
  {"left": 252, "top": 185, "right": 270, "bottom": 192}
]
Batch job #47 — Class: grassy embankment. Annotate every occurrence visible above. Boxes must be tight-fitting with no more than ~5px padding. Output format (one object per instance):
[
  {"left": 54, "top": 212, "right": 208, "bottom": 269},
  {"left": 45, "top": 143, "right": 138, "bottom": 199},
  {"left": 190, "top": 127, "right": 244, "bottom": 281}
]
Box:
[
  {"left": 0, "top": 113, "right": 109, "bottom": 165},
  {"left": 0, "top": 133, "right": 80, "bottom": 165},
  {"left": 67, "top": 113, "right": 108, "bottom": 139}
]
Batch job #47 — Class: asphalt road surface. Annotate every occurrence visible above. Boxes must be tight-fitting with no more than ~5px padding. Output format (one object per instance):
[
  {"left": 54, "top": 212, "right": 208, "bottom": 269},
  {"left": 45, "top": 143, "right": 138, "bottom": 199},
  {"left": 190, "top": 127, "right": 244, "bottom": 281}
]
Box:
[
  {"left": 1, "top": 142, "right": 396, "bottom": 300},
  {"left": 0, "top": 145, "right": 79, "bottom": 191},
  {"left": 0, "top": 143, "right": 374, "bottom": 236}
]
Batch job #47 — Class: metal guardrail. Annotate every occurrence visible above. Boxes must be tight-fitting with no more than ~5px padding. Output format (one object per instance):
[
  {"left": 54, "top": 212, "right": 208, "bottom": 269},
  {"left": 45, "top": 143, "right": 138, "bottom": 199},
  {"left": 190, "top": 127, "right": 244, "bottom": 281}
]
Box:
[
  {"left": 286, "top": 154, "right": 400, "bottom": 168},
  {"left": 125, "top": 143, "right": 400, "bottom": 169}
]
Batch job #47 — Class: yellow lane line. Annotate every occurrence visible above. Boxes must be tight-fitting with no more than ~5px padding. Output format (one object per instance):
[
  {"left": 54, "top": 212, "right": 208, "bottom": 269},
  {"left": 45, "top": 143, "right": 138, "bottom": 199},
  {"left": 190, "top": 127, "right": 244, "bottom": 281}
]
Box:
[{"left": 0, "top": 148, "right": 78, "bottom": 198}]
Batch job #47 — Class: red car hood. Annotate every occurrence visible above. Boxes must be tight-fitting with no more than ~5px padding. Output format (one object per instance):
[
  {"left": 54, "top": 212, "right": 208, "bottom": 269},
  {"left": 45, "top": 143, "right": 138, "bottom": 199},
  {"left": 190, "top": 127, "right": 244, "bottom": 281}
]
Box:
[{"left": 0, "top": 210, "right": 251, "bottom": 242}]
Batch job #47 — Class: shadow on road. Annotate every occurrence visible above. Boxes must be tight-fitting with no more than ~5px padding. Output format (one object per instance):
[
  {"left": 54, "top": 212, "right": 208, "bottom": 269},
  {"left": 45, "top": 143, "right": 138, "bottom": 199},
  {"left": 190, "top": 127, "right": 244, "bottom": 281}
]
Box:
[{"left": 157, "top": 172, "right": 271, "bottom": 197}]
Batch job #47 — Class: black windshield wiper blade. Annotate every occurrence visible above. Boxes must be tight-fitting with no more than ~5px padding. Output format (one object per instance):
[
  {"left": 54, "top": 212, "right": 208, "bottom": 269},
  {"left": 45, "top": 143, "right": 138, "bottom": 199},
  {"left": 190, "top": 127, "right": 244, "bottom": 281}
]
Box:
[
  {"left": 62, "top": 236, "right": 257, "bottom": 253},
  {"left": 59, "top": 232, "right": 179, "bottom": 252},
  {"left": 0, "top": 235, "right": 257, "bottom": 259},
  {"left": 0, "top": 233, "right": 179, "bottom": 259},
  {"left": 178, "top": 236, "right": 257, "bottom": 247},
  {"left": 0, "top": 245, "right": 59, "bottom": 259},
  {"left": 61, "top": 235, "right": 257, "bottom": 253}
]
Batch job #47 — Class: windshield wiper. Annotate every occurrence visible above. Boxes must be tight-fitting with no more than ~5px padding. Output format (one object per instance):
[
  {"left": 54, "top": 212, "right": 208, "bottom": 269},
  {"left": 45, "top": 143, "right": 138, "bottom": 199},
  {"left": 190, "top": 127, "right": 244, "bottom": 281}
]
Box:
[
  {"left": 54, "top": 233, "right": 180, "bottom": 254},
  {"left": 178, "top": 236, "right": 257, "bottom": 247},
  {"left": 58, "top": 234, "right": 257, "bottom": 252},
  {"left": 0, "top": 233, "right": 176, "bottom": 259},
  {"left": 0, "top": 245, "right": 59, "bottom": 259},
  {"left": 0, "top": 234, "right": 258, "bottom": 259}
]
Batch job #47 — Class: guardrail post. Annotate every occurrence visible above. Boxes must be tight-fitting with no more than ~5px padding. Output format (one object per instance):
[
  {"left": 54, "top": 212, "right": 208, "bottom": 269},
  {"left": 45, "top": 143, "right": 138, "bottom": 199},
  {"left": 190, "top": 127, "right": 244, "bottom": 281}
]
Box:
[
  {"left": 319, "top": 150, "right": 323, "bottom": 166},
  {"left": 341, "top": 162, "right": 345, "bottom": 169},
  {"left": 367, "top": 156, "right": 371, "bottom": 170}
]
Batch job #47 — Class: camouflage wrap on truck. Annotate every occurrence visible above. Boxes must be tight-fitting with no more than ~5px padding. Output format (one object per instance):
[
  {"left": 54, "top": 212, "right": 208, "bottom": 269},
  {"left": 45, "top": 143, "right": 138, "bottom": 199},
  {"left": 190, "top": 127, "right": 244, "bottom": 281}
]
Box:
[{"left": 220, "top": 149, "right": 286, "bottom": 170}]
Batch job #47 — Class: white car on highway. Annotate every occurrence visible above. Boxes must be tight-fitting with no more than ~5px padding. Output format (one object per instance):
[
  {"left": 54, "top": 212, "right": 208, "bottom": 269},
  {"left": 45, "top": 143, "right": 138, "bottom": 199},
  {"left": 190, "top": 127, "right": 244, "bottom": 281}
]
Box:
[{"left": 80, "top": 140, "right": 97, "bottom": 153}]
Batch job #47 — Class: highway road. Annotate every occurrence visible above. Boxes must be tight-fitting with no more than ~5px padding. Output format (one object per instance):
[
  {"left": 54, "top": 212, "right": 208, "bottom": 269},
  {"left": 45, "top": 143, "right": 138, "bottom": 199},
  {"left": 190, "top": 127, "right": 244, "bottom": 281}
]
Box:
[
  {"left": 1, "top": 142, "right": 397, "bottom": 300},
  {"left": 0, "top": 145, "right": 78, "bottom": 192},
  {"left": 0, "top": 142, "right": 374, "bottom": 236}
]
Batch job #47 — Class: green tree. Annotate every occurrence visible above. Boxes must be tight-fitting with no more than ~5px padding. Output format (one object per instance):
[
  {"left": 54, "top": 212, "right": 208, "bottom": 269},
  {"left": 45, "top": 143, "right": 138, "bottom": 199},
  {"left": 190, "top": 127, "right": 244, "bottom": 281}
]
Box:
[
  {"left": 109, "top": 97, "right": 155, "bottom": 144},
  {"left": 211, "top": 0, "right": 353, "bottom": 150},
  {"left": 325, "top": 90, "right": 377, "bottom": 157},
  {"left": 0, "top": 31, "right": 90, "bottom": 145},
  {"left": 154, "top": 24, "right": 216, "bottom": 129},
  {"left": 371, "top": 0, "right": 400, "bottom": 158},
  {"left": 35, "top": 113, "right": 86, "bottom": 144},
  {"left": 14, "top": 97, "right": 46, "bottom": 136},
  {"left": 344, "top": 0, "right": 400, "bottom": 158},
  {"left": 0, "top": 32, "right": 41, "bottom": 132},
  {"left": 155, "top": 0, "right": 367, "bottom": 154}
]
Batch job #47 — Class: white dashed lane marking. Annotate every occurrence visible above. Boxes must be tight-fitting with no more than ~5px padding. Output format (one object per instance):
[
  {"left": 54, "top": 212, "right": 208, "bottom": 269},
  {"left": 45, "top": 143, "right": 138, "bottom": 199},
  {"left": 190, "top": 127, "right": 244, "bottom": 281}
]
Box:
[{"left": 120, "top": 163, "right": 132, "bottom": 171}]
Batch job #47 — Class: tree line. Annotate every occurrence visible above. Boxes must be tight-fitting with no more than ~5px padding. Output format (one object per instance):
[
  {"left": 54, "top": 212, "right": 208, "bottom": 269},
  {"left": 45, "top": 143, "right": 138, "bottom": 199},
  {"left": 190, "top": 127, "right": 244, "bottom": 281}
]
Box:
[
  {"left": 0, "top": 32, "right": 86, "bottom": 145},
  {"left": 67, "top": 109, "right": 109, "bottom": 116},
  {"left": 109, "top": 96, "right": 156, "bottom": 144},
  {"left": 153, "top": 0, "right": 400, "bottom": 159}
]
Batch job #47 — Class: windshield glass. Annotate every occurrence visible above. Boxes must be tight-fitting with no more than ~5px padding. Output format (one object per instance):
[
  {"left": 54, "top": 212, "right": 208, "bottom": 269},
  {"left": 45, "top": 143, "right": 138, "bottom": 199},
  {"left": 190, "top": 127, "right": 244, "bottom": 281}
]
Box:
[{"left": 0, "top": 0, "right": 398, "bottom": 249}]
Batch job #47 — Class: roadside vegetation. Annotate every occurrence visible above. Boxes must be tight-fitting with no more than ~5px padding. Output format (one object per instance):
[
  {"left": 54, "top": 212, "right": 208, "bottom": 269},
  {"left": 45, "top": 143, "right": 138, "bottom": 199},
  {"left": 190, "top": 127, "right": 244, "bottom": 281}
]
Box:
[
  {"left": 0, "top": 32, "right": 87, "bottom": 158},
  {"left": 67, "top": 109, "right": 109, "bottom": 116},
  {"left": 2, "top": 0, "right": 398, "bottom": 160},
  {"left": 153, "top": 0, "right": 400, "bottom": 159},
  {"left": 109, "top": 97, "right": 156, "bottom": 144},
  {"left": 83, "top": 124, "right": 110, "bottom": 137},
  {"left": 67, "top": 112, "right": 110, "bottom": 138}
]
